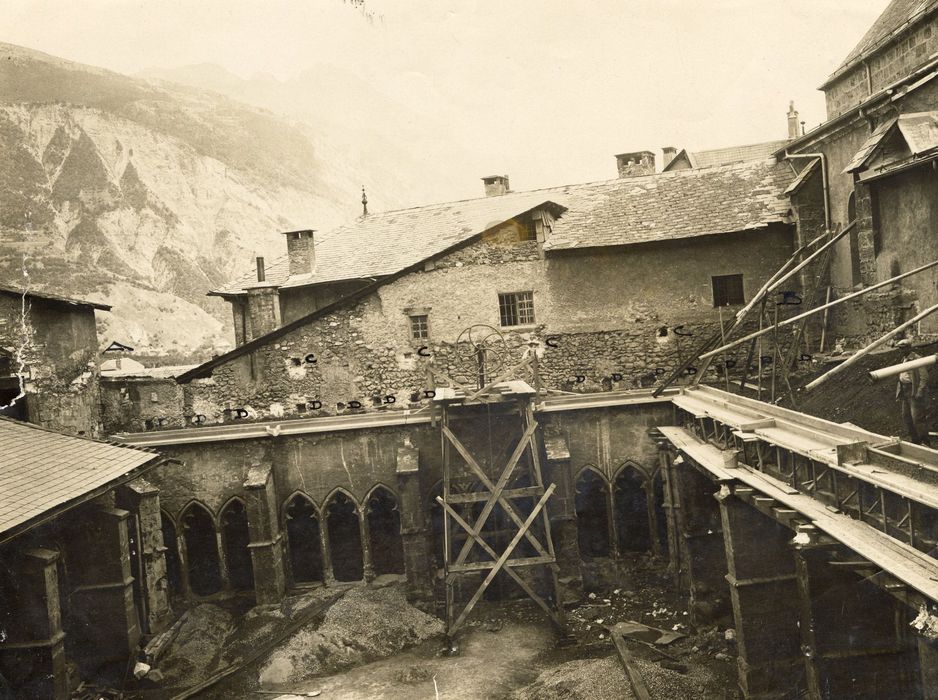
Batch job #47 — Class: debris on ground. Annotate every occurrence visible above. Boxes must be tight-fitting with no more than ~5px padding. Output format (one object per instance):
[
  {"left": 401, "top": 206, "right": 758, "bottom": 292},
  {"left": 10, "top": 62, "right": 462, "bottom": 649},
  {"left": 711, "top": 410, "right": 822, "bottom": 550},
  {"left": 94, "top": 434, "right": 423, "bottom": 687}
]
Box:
[
  {"left": 911, "top": 605, "right": 938, "bottom": 640},
  {"left": 258, "top": 585, "right": 444, "bottom": 686},
  {"left": 510, "top": 657, "right": 634, "bottom": 699},
  {"left": 158, "top": 603, "right": 235, "bottom": 685}
]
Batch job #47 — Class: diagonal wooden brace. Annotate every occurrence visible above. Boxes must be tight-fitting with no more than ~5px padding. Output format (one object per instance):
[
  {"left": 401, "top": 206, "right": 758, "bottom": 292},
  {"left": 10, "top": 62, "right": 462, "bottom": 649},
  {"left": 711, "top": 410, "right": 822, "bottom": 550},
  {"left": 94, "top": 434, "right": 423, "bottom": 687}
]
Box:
[
  {"left": 451, "top": 421, "right": 538, "bottom": 566},
  {"left": 449, "top": 483, "right": 557, "bottom": 634},
  {"left": 443, "top": 424, "right": 551, "bottom": 561},
  {"left": 437, "top": 497, "right": 561, "bottom": 626}
]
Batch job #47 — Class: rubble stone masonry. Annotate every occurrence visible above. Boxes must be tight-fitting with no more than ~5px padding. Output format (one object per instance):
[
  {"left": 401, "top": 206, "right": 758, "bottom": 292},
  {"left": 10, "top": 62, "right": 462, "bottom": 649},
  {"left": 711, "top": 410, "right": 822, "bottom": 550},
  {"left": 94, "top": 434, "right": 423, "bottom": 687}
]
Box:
[
  {"left": 0, "top": 293, "right": 101, "bottom": 435},
  {"left": 172, "top": 222, "right": 796, "bottom": 428}
]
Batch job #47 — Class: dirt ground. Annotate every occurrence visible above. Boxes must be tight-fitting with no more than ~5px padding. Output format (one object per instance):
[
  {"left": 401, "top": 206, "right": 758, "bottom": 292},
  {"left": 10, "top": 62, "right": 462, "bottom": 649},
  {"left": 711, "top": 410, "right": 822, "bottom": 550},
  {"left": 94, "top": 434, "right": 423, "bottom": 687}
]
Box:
[{"left": 189, "top": 554, "right": 738, "bottom": 700}]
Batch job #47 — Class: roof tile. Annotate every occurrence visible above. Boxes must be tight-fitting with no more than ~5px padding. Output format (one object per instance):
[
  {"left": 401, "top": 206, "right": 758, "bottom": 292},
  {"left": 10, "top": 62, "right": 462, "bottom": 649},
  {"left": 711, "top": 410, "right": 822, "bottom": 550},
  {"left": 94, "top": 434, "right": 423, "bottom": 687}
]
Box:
[{"left": 0, "top": 418, "right": 158, "bottom": 538}]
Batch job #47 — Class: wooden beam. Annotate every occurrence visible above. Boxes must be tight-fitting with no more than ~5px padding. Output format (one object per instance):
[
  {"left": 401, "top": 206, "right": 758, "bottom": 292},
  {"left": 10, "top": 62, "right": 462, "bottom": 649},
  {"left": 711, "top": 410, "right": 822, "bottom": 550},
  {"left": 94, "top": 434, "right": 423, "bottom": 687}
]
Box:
[
  {"left": 611, "top": 629, "right": 654, "bottom": 700},
  {"left": 449, "top": 485, "right": 556, "bottom": 634},
  {"left": 805, "top": 302, "right": 938, "bottom": 391},
  {"left": 700, "top": 260, "right": 938, "bottom": 361},
  {"left": 437, "top": 497, "right": 561, "bottom": 626}
]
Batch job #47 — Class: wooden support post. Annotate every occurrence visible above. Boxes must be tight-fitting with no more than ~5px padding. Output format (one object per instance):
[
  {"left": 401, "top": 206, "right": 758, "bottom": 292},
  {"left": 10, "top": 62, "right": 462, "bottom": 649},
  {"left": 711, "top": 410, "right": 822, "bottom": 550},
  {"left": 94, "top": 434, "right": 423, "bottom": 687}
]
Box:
[
  {"left": 819, "top": 286, "right": 831, "bottom": 353},
  {"left": 700, "top": 259, "right": 938, "bottom": 361}
]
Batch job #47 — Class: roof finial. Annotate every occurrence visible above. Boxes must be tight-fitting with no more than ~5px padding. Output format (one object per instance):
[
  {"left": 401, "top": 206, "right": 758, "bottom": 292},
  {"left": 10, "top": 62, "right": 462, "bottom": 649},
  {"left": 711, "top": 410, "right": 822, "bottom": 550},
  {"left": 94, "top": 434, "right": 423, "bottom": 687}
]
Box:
[{"left": 361, "top": 186, "right": 368, "bottom": 217}]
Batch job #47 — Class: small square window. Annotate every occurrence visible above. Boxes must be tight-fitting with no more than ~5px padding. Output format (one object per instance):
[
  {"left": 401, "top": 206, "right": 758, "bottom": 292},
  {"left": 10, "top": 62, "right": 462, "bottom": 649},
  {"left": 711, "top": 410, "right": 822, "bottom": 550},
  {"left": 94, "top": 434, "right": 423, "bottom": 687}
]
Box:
[
  {"left": 521, "top": 217, "right": 537, "bottom": 241},
  {"left": 498, "top": 291, "right": 535, "bottom": 326},
  {"left": 410, "top": 314, "right": 429, "bottom": 340},
  {"left": 712, "top": 274, "right": 745, "bottom": 307}
]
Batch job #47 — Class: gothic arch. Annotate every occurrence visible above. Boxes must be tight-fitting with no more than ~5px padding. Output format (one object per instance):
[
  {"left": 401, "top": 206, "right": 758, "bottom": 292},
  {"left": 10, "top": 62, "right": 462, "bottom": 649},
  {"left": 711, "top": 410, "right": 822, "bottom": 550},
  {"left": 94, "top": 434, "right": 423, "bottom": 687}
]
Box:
[
  {"left": 574, "top": 466, "right": 613, "bottom": 558},
  {"left": 220, "top": 497, "right": 253, "bottom": 591},
  {"left": 612, "top": 463, "right": 652, "bottom": 553},
  {"left": 365, "top": 482, "right": 399, "bottom": 503},
  {"left": 180, "top": 501, "right": 222, "bottom": 596},
  {"left": 283, "top": 492, "right": 324, "bottom": 584},
  {"left": 365, "top": 485, "right": 405, "bottom": 576},
  {"left": 160, "top": 509, "right": 184, "bottom": 596},
  {"left": 323, "top": 489, "right": 364, "bottom": 582}
]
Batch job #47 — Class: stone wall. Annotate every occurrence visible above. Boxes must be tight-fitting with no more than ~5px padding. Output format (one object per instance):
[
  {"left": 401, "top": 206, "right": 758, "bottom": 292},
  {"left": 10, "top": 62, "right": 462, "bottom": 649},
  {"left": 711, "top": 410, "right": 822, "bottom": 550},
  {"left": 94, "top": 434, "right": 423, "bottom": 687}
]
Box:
[
  {"left": 0, "top": 293, "right": 101, "bottom": 435},
  {"left": 825, "top": 15, "right": 938, "bottom": 118},
  {"left": 101, "top": 376, "right": 186, "bottom": 433},
  {"left": 146, "top": 399, "right": 671, "bottom": 603},
  {"left": 176, "top": 223, "right": 796, "bottom": 426}
]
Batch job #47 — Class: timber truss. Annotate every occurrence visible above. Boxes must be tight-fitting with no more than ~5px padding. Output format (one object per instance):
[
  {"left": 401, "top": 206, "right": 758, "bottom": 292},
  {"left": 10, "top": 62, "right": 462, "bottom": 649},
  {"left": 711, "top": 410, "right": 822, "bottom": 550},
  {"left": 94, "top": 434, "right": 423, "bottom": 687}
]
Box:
[
  {"left": 662, "top": 385, "right": 938, "bottom": 609},
  {"left": 434, "top": 380, "right": 566, "bottom": 638}
]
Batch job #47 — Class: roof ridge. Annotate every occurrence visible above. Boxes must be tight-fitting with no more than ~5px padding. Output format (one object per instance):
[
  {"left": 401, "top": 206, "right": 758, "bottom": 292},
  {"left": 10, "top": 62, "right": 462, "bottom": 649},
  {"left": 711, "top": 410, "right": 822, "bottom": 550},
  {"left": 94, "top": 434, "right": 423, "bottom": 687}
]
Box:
[
  {"left": 0, "top": 414, "right": 157, "bottom": 454},
  {"left": 691, "top": 138, "right": 789, "bottom": 154},
  {"left": 824, "top": 0, "right": 938, "bottom": 86}
]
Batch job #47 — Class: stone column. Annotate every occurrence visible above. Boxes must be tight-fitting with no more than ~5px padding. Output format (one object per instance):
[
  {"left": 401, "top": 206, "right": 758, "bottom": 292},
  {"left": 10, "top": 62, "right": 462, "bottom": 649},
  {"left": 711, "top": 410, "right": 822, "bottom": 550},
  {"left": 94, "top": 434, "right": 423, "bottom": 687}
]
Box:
[
  {"left": 717, "top": 487, "right": 804, "bottom": 699},
  {"left": 659, "top": 441, "right": 684, "bottom": 587},
  {"left": 65, "top": 507, "right": 141, "bottom": 677},
  {"left": 395, "top": 440, "right": 432, "bottom": 600},
  {"left": 359, "top": 506, "right": 375, "bottom": 583},
  {"left": 543, "top": 429, "right": 584, "bottom": 602},
  {"left": 671, "top": 456, "right": 729, "bottom": 625},
  {"left": 854, "top": 181, "right": 878, "bottom": 287},
  {"left": 319, "top": 514, "right": 337, "bottom": 586},
  {"left": 117, "top": 479, "right": 172, "bottom": 634},
  {"left": 795, "top": 540, "right": 922, "bottom": 700},
  {"left": 0, "top": 548, "right": 68, "bottom": 699},
  {"left": 243, "top": 466, "right": 286, "bottom": 605}
]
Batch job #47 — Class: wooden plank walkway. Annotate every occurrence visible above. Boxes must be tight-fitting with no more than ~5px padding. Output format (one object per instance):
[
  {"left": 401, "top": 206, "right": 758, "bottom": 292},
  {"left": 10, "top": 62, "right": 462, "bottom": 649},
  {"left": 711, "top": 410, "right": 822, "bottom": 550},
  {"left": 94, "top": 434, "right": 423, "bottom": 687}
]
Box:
[{"left": 663, "top": 426, "right": 938, "bottom": 603}]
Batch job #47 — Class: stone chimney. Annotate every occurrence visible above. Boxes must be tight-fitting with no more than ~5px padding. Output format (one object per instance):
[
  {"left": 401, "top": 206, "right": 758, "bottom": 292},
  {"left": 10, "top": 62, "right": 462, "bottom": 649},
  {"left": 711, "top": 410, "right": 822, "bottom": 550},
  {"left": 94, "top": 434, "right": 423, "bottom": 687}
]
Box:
[
  {"left": 662, "top": 146, "right": 677, "bottom": 169},
  {"left": 246, "top": 256, "right": 281, "bottom": 339},
  {"left": 282, "top": 229, "right": 316, "bottom": 277},
  {"left": 482, "top": 175, "right": 510, "bottom": 197},
  {"left": 787, "top": 101, "right": 800, "bottom": 140},
  {"left": 615, "top": 151, "right": 656, "bottom": 178}
]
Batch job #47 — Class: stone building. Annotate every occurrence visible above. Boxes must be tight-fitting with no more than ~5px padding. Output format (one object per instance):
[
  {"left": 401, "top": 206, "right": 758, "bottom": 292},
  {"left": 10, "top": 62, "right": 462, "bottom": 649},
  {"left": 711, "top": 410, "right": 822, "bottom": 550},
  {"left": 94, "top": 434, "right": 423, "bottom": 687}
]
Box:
[
  {"left": 783, "top": 0, "right": 938, "bottom": 343},
  {"left": 165, "top": 152, "right": 798, "bottom": 429},
  {"left": 0, "top": 417, "right": 174, "bottom": 699},
  {"left": 100, "top": 361, "right": 192, "bottom": 434},
  {"left": 103, "top": 146, "right": 817, "bottom": 616},
  {"left": 0, "top": 286, "right": 109, "bottom": 436}
]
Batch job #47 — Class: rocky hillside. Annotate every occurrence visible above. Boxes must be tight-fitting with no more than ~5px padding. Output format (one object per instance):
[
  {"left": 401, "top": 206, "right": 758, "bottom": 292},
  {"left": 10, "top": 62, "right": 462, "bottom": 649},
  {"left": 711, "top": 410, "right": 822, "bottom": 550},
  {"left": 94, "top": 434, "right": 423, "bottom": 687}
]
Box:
[{"left": 0, "top": 43, "right": 368, "bottom": 358}]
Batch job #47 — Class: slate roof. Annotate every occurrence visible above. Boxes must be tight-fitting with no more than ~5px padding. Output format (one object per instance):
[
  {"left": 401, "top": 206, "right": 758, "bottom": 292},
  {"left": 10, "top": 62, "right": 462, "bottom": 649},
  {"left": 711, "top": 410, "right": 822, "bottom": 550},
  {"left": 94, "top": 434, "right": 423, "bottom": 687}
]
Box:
[
  {"left": 543, "top": 158, "right": 793, "bottom": 251},
  {"left": 844, "top": 112, "right": 938, "bottom": 175},
  {"left": 0, "top": 286, "right": 111, "bottom": 312},
  {"left": 217, "top": 158, "right": 793, "bottom": 293},
  {"left": 0, "top": 417, "right": 162, "bottom": 542},
  {"left": 823, "top": 0, "right": 938, "bottom": 87},
  {"left": 664, "top": 140, "right": 790, "bottom": 171},
  {"left": 181, "top": 157, "right": 793, "bottom": 382},
  {"left": 784, "top": 158, "right": 821, "bottom": 195},
  {"left": 214, "top": 192, "right": 569, "bottom": 296}
]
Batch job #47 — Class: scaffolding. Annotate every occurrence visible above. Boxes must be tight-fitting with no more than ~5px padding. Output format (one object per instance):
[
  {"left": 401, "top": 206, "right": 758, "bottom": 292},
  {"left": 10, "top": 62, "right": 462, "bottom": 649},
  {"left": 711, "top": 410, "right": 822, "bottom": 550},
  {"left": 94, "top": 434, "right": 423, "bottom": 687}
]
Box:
[{"left": 434, "top": 380, "right": 566, "bottom": 640}]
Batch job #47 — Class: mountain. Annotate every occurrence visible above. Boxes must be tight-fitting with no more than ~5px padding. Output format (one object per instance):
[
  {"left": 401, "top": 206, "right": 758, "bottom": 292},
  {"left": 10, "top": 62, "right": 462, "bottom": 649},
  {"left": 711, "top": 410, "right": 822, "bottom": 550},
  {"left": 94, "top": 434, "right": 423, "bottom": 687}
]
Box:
[
  {"left": 138, "top": 62, "right": 473, "bottom": 209},
  {"left": 0, "top": 43, "right": 372, "bottom": 358}
]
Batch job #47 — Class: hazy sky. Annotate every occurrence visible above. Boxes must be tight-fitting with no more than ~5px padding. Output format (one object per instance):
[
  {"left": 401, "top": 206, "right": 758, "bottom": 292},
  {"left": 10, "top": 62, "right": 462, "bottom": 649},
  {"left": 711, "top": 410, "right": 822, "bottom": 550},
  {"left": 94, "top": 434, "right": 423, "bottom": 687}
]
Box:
[{"left": 5, "top": 0, "right": 891, "bottom": 196}]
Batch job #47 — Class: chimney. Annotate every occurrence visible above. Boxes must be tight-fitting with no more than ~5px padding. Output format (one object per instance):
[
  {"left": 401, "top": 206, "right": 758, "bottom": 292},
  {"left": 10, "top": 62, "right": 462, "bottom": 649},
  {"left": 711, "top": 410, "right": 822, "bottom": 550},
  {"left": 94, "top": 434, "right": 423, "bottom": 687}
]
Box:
[
  {"left": 256, "top": 256, "right": 266, "bottom": 282},
  {"left": 787, "top": 100, "right": 800, "bottom": 140},
  {"left": 662, "top": 146, "right": 677, "bottom": 169},
  {"left": 615, "top": 151, "right": 656, "bottom": 178},
  {"left": 482, "top": 175, "right": 510, "bottom": 197},
  {"left": 282, "top": 229, "right": 316, "bottom": 277}
]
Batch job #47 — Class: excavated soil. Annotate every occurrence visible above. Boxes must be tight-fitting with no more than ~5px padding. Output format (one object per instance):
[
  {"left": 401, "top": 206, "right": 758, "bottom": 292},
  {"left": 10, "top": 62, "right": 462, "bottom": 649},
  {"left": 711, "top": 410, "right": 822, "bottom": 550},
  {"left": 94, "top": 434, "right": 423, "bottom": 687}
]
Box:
[
  {"left": 256, "top": 584, "right": 444, "bottom": 686},
  {"left": 777, "top": 340, "right": 938, "bottom": 439}
]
